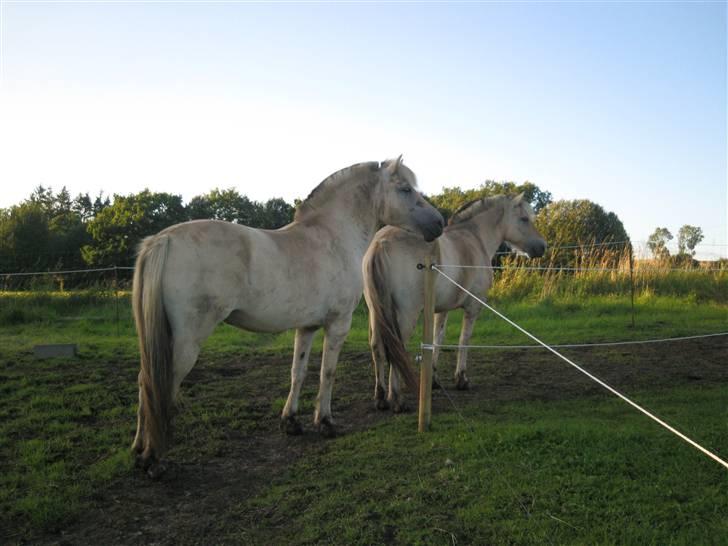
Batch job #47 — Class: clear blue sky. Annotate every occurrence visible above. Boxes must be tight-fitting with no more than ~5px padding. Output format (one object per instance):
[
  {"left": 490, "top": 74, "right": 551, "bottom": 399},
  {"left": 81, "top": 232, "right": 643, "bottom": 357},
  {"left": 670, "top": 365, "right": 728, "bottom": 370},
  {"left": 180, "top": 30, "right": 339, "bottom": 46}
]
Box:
[{"left": 0, "top": 1, "right": 725, "bottom": 258}]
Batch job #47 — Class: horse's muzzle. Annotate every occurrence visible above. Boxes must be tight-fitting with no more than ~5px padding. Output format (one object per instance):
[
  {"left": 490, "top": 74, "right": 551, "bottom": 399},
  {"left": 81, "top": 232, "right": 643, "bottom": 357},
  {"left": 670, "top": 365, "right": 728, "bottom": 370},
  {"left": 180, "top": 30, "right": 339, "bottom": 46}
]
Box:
[
  {"left": 526, "top": 240, "right": 547, "bottom": 258},
  {"left": 422, "top": 217, "right": 444, "bottom": 242}
]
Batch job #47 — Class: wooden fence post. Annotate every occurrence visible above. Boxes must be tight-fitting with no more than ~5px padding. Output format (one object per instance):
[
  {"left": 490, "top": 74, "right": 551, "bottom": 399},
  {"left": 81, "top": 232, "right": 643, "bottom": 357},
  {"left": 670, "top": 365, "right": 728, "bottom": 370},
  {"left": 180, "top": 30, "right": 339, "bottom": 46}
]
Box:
[{"left": 418, "top": 255, "right": 436, "bottom": 432}]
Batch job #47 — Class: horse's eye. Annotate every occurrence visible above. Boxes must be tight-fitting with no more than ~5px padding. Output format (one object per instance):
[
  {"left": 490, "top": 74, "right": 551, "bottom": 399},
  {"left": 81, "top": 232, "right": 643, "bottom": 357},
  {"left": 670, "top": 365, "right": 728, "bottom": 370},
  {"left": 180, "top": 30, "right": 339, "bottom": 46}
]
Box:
[
  {"left": 399, "top": 186, "right": 412, "bottom": 194},
  {"left": 520, "top": 217, "right": 529, "bottom": 223}
]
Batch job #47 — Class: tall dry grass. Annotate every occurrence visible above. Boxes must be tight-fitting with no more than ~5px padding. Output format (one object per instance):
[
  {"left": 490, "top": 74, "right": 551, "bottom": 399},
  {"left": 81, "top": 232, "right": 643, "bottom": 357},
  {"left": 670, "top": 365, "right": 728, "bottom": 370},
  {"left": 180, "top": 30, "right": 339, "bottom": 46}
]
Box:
[{"left": 491, "top": 242, "right": 728, "bottom": 303}]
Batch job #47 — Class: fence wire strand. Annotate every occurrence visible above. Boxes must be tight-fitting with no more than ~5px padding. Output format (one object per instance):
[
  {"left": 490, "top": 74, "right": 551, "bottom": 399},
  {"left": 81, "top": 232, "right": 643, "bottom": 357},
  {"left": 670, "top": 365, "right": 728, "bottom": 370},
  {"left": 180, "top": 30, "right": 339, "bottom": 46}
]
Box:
[
  {"left": 1, "top": 266, "right": 118, "bottom": 277},
  {"left": 436, "top": 264, "right": 728, "bottom": 273},
  {"left": 431, "top": 263, "right": 728, "bottom": 471},
  {"left": 423, "top": 331, "right": 728, "bottom": 351}
]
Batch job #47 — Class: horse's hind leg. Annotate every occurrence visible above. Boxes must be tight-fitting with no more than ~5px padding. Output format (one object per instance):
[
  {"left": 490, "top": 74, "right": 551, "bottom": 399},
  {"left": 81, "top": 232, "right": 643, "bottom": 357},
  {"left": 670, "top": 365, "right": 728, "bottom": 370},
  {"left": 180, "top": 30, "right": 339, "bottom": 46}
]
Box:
[
  {"left": 132, "top": 384, "right": 145, "bottom": 455},
  {"left": 137, "top": 335, "right": 202, "bottom": 478},
  {"left": 432, "top": 312, "right": 448, "bottom": 389},
  {"left": 281, "top": 327, "right": 317, "bottom": 435},
  {"left": 369, "top": 321, "right": 389, "bottom": 411},
  {"left": 387, "top": 308, "right": 419, "bottom": 413},
  {"left": 314, "top": 316, "right": 353, "bottom": 438},
  {"left": 455, "top": 304, "right": 481, "bottom": 390}
]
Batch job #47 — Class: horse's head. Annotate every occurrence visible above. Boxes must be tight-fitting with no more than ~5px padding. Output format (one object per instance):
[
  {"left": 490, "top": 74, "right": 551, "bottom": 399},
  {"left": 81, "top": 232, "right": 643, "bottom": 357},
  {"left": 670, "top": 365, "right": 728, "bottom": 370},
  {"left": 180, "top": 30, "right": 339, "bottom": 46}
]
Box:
[
  {"left": 376, "top": 156, "right": 444, "bottom": 242},
  {"left": 503, "top": 194, "right": 547, "bottom": 258}
]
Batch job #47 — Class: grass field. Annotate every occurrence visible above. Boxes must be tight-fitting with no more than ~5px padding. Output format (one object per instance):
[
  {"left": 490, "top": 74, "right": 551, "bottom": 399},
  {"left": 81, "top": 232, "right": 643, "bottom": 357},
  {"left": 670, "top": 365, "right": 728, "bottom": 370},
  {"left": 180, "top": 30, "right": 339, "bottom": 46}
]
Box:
[
  {"left": 1, "top": 272, "right": 727, "bottom": 544},
  {"left": 236, "top": 387, "right": 728, "bottom": 545}
]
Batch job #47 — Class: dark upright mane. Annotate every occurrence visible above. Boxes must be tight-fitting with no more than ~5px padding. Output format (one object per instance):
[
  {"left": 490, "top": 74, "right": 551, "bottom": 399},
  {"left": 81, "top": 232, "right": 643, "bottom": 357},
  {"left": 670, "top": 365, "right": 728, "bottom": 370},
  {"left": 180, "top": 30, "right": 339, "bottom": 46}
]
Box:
[
  {"left": 448, "top": 195, "right": 508, "bottom": 226},
  {"left": 294, "top": 162, "right": 379, "bottom": 221}
]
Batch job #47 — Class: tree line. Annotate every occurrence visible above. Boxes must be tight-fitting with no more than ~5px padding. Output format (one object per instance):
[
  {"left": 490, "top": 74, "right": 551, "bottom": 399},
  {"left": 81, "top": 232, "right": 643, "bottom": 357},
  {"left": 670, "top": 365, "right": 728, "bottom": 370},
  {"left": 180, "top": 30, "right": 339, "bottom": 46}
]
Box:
[
  {"left": 0, "top": 179, "right": 662, "bottom": 274},
  {"left": 0, "top": 186, "right": 294, "bottom": 272},
  {"left": 647, "top": 226, "right": 704, "bottom": 262}
]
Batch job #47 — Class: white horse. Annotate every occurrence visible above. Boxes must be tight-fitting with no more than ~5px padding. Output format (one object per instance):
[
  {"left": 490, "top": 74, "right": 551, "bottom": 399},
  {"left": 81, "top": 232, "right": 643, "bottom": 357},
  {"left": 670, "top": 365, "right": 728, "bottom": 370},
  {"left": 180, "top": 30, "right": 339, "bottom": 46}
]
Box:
[
  {"left": 132, "top": 158, "right": 444, "bottom": 476},
  {"left": 363, "top": 194, "right": 546, "bottom": 411}
]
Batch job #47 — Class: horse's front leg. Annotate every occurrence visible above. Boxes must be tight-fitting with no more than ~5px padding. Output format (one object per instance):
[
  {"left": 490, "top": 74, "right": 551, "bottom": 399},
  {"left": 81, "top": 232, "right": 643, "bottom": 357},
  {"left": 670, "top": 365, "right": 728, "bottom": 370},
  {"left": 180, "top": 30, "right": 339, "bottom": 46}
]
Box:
[
  {"left": 314, "top": 316, "right": 353, "bottom": 438},
  {"left": 455, "top": 304, "right": 481, "bottom": 390},
  {"left": 281, "top": 327, "right": 318, "bottom": 435}
]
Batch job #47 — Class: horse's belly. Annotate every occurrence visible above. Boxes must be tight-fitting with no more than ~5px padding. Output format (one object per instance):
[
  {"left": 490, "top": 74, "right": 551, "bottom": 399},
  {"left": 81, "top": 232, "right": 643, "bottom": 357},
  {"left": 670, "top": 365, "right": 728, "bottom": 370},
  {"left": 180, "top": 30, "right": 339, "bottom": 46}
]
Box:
[{"left": 223, "top": 298, "right": 328, "bottom": 333}]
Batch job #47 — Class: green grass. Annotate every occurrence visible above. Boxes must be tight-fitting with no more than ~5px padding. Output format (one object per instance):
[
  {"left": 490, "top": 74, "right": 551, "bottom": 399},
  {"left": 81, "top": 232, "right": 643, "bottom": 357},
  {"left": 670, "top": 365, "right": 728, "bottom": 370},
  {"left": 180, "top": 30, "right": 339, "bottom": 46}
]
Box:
[
  {"left": 1, "top": 288, "right": 726, "bottom": 363},
  {"left": 0, "top": 356, "right": 136, "bottom": 535},
  {"left": 1, "top": 279, "right": 726, "bottom": 542},
  {"left": 231, "top": 387, "right": 728, "bottom": 545}
]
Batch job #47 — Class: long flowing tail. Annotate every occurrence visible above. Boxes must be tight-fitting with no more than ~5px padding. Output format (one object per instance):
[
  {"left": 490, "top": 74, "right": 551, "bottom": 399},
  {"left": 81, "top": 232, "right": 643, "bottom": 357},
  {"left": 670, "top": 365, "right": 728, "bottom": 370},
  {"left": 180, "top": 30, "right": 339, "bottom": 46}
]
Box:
[
  {"left": 132, "top": 234, "right": 173, "bottom": 463},
  {"left": 363, "top": 242, "right": 418, "bottom": 392}
]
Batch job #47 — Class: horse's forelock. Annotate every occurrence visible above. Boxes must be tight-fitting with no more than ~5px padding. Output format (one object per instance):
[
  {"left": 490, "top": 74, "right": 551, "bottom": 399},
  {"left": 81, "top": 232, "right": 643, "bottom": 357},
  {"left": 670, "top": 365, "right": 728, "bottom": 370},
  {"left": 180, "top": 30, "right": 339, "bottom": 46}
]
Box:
[
  {"left": 395, "top": 162, "right": 418, "bottom": 189},
  {"left": 518, "top": 199, "right": 536, "bottom": 221}
]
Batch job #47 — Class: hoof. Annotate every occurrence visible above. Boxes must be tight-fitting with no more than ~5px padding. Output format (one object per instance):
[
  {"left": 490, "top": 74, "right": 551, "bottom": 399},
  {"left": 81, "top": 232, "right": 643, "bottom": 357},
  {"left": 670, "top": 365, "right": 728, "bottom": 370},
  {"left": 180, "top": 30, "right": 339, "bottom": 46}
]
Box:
[
  {"left": 391, "top": 400, "right": 409, "bottom": 414},
  {"left": 281, "top": 416, "right": 303, "bottom": 436},
  {"left": 432, "top": 377, "right": 442, "bottom": 390},
  {"left": 318, "top": 417, "right": 337, "bottom": 438},
  {"left": 455, "top": 375, "right": 470, "bottom": 391},
  {"left": 375, "top": 398, "right": 390, "bottom": 411},
  {"left": 134, "top": 453, "right": 146, "bottom": 469},
  {"left": 146, "top": 461, "right": 168, "bottom": 480},
  {"left": 135, "top": 452, "right": 167, "bottom": 479}
]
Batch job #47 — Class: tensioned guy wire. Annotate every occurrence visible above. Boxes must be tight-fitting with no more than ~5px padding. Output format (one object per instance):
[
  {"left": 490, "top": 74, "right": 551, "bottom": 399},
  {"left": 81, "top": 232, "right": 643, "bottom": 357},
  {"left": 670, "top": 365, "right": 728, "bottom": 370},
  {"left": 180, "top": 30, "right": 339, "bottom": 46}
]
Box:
[{"left": 431, "top": 264, "right": 728, "bottom": 471}]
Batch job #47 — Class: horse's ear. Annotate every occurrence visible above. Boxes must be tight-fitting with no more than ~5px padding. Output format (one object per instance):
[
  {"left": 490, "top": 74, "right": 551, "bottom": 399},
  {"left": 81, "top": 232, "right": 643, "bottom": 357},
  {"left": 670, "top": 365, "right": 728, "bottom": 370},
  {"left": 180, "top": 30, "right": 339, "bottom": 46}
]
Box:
[
  {"left": 513, "top": 192, "right": 525, "bottom": 205},
  {"left": 384, "top": 155, "right": 403, "bottom": 176}
]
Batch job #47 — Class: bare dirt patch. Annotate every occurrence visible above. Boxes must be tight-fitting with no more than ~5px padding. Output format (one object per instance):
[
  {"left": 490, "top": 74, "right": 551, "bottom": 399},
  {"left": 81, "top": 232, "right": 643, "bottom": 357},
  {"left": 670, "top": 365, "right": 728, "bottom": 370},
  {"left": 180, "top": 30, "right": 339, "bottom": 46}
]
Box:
[{"left": 32, "top": 337, "right": 727, "bottom": 545}]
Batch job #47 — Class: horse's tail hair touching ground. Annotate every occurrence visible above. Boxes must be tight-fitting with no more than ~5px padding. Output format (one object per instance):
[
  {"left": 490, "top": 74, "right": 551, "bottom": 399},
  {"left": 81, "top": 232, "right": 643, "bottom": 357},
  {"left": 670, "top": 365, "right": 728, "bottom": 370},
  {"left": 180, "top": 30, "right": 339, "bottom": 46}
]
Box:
[
  {"left": 365, "top": 243, "right": 419, "bottom": 392},
  {"left": 132, "top": 234, "right": 174, "bottom": 466}
]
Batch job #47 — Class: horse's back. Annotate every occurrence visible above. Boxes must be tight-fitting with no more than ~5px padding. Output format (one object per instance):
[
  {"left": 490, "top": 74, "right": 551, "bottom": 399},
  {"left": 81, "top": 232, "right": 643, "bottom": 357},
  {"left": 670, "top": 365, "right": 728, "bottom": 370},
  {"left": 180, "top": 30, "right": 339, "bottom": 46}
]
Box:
[
  {"left": 365, "top": 226, "right": 431, "bottom": 311},
  {"left": 366, "top": 225, "right": 492, "bottom": 314},
  {"left": 155, "top": 219, "right": 359, "bottom": 332}
]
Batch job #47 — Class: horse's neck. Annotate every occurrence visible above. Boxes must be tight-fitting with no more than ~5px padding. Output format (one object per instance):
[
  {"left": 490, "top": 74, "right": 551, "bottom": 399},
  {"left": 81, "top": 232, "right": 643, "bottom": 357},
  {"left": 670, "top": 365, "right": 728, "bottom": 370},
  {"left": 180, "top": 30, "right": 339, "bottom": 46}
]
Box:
[
  {"left": 297, "top": 183, "right": 379, "bottom": 258},
  {"left": 465, "top": 202, "right": 508, "bottom": 258}
]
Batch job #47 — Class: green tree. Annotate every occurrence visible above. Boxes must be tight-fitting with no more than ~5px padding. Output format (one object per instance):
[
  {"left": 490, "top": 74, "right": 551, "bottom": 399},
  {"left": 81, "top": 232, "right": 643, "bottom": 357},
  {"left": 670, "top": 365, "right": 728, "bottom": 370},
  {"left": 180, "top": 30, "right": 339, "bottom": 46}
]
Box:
[
  {"left": 28, "top": 185, "right": 56, "bottom": 213},
  {"left": 0, "top": 202, "right": 51, "bottom": 272},
  {"left": 677, "top": 225, "right": 703, "bottom": 257},
  {"left": 82, "top": 190, "right": 187, "bottom": 266},
  {"left": 257, "top": 198, "right": 294, "bottom": 229},
  {"left": 429, "top": 180, "right": 552, "bottom": 222},
  {"left": 187, "top": 188, "right": 259, "bottom": 224},
  {"left": 72, "top": 191, "right": 110, "bottom": 222},
  {"left": 188, "top": 189, "right": 294, "bottom": 229},
  {"left": 536, "top": 199, "right": 630, "bottom": 267},
  {"left": 0, "top": 186, "right": 94, "bottom": 272},
  {"left": 647, "top": 227, "right": 673, "bottom": 260}
]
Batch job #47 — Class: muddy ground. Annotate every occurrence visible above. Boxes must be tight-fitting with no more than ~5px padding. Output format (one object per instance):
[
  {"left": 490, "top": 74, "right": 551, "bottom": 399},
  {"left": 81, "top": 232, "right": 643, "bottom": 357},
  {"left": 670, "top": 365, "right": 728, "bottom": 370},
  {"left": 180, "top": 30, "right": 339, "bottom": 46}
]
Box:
[{"left": 30, "top": 337, "right": 728, "bottom": 545}]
